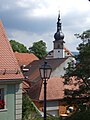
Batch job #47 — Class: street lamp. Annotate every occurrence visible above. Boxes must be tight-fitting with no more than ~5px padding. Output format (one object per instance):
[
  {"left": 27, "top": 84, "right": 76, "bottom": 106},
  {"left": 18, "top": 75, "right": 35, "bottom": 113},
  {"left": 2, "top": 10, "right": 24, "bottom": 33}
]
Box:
[{"left": 39, "top": 61, "right": 52, "bottom": 120}]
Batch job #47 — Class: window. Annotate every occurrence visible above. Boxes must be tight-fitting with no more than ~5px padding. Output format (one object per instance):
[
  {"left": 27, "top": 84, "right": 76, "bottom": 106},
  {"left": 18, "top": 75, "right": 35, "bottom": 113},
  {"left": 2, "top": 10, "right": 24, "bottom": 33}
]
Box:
[
  {"left": 57, "top": 44, "right": 60, "bottom": 48},
  {"left": 0, "top": 88, "right": 5, "bottom": 109}
]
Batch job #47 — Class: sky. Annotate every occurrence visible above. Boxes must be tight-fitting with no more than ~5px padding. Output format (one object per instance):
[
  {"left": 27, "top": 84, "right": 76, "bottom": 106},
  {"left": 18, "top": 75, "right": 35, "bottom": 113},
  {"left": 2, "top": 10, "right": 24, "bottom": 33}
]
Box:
[{"left": 0, "top": 0, "right": 90, "bottom": 52}]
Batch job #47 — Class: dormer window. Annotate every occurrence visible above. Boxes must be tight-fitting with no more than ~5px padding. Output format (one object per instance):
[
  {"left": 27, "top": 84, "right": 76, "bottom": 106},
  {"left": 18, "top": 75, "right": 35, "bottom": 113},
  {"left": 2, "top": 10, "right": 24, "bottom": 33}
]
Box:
[{"left": 21, "top": 65, "right": 29, "bottom": 72}]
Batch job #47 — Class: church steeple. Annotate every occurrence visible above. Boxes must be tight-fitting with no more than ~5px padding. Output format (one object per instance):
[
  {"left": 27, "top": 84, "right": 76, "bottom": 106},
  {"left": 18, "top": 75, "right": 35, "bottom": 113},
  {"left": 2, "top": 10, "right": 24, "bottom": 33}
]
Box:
[
  {"left": 57, "top": 12, "right": 61, "bottom": 32},
  {"left": 53, "top": 12, "right": 65, "bottom": 58},
  {"left": 54, "top": 11, "right": 64, "bottom": 41}
]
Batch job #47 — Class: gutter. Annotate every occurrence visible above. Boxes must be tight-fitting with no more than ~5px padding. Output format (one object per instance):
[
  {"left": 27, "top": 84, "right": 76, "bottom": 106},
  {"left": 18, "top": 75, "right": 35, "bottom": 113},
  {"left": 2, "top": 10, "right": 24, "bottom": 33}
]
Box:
[{"left": 31, "top": 101, "right": 44, "bottom": 117}]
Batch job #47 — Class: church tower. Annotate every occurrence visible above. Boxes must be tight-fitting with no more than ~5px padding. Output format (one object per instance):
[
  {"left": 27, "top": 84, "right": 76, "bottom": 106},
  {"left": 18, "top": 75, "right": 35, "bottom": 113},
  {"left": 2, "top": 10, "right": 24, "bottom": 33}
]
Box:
[{"left": 53, "top": 12, "right": 65, "bottom": 58}]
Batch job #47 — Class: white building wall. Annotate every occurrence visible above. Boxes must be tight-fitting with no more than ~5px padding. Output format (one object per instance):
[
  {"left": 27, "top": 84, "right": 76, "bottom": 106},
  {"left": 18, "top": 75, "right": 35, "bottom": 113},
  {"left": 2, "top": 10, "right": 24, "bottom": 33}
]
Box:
[
  {"left": 51, "top": 57, "right": 74, "bottom": 77},
  {"left": 46, "top": 101, "right": 59, "bottom": 116},
  {"left": 53, "top": 49, "right": 64, "bottom": 58},
  {"left": 15, "top": 83, "right": 22, "bottom": 120}
]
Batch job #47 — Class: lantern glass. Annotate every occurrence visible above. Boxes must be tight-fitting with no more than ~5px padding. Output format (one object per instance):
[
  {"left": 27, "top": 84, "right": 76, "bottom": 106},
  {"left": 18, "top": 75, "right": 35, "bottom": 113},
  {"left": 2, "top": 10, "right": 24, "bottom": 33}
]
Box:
[{"left": 39, "top": 62, "right": 52, "bottom": 80}]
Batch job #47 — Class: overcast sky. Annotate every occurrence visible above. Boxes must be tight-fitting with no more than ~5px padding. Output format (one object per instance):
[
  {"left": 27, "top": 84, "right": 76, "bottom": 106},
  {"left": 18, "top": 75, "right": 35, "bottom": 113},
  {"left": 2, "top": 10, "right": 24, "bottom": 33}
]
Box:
[{"left": 0, "top": 0, "right": 90, "bottom": 52}]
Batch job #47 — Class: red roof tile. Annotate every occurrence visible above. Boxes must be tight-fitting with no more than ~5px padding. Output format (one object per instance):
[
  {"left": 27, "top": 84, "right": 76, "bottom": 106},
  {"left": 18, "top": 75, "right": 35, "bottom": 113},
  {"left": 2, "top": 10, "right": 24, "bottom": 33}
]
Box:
[
  {"left": 39, "top": 77, "right": 82, "bottom": 101},
  {"left": 64, "top": 47, "right": 73, "bottom": 56},
  {"left": 23, "top": 81, "right": 30, "bottom": 89},
  {"left": 22, "top": 81, "right": 30, "bottom": 93},
  {"left": 29, "top": 80, "right": 42, "bottom": 100},
  {"left": 15, "top": 52, "right": 39, "bottom": 66},
  {"left": 0, "top": 21, "right": 23, "bottom": 80},
  {"left": 39, "top": 77, "right": 64, "bottom": 101},
  {"left": 24, "top": 58, "right": 68, "bottom": 82}
]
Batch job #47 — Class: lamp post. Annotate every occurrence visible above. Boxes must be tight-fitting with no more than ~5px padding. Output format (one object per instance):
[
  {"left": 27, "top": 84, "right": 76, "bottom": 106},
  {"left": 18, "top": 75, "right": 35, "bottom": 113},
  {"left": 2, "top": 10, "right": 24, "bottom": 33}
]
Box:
[{"left": 39, "top": 61, "right": 52, "bottom": 120}]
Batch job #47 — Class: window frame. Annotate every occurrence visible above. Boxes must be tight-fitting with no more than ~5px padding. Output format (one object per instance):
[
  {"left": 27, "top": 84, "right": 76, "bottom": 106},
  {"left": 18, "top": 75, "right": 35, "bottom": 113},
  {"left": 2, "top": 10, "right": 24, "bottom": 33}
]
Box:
[{"left": 0, "top": 85, "right": 7, "bottom": 111}]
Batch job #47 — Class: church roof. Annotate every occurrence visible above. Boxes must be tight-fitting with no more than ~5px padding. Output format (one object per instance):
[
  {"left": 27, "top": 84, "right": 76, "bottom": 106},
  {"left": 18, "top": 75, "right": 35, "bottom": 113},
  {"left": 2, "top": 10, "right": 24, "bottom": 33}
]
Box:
[
  {"left": 0, "top": 21, "right": 23, "bottom": 80},
  {"left": 23, "top": 58, "right": 68, "bottom": 82},
  {"left": 15, "top": 52, "right": 39, "bottom": 66},
  {"left": 23, "top": 58, "right": 68, "bottom": 100}
]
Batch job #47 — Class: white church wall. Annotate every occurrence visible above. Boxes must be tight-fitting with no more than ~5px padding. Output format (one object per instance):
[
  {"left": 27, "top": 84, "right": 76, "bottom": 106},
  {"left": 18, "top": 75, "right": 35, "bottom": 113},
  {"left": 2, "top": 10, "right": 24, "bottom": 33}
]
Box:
[{"left": 51, "top": 57, "right": 74, "bottom": 77}]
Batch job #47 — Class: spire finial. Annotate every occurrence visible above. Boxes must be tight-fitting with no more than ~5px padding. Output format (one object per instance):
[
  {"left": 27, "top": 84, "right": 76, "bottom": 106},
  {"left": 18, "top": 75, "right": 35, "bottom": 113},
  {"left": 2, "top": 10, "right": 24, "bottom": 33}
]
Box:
[
  {"left": 54, "top": 11, "right": 64, "bottom": 40},
  {"left": 58, "top": 10, "right": 60, "bottom": 20},
  {"left": 57, "top": 11, "right": 61, "bottom": 32}
]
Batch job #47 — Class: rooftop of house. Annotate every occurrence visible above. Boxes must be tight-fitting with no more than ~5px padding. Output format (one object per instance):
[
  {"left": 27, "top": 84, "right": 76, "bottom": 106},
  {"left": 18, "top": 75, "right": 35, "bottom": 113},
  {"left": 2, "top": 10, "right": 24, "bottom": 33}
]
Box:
[
  {"left": 22, "top": 58, "right": 70, "bottom": 100},
  {"left": 15, "top": 52, "right": 39, "bottom": 66},
  {"left": 28, "top": 76, "right": 81, "bottom": 101},
  {"left": 64, "top": 47, "right": 73, "bottom": 56},
  {"left": 39, "top": 77, "right": 64, "bottom": 101},
  {"left": 22, "top": 57, "right": 83, "bottom": 101},
  {"left": 0, "top": 21, "right": 23, "bottom": 80},
  {"left": 23, "top": 58, "right": 68, "bottom": 82},
  {"left": 22, "top": 81, "right": 31, "bottom": 93}
]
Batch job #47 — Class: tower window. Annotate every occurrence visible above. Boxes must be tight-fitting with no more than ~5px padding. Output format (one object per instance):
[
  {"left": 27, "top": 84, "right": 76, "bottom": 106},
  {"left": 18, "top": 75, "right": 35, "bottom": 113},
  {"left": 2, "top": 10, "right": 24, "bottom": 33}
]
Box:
[
  {"left": 58, "top": 51, "right": 60, "bottom": 52},
  {"left": 57, "top": 44, "right": 60, "bottom": 48}
]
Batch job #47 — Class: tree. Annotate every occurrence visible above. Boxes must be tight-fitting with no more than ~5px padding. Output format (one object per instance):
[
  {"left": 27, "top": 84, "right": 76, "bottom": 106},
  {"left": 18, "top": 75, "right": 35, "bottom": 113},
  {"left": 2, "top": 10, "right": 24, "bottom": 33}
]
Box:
[
  {"left": 74, "top": 29, "right": 90, "bottom": 44},
  {"left": 22, "top": 94, "right": 36, "bottom": 120},
  {"left": 29, "top": 40, "right": 47, "bottom": 59},
  {"left": 65, "top": 108, "right": 90, "bottom": 120},
  {"left": 64, "top": 30, "right": 90, "bottom": 109},
  {"left": 10, "top": 40, "right": 28, "bottom": 53},
  {"left": 73, "top": 30, "right": 90, "bottom": 80}
]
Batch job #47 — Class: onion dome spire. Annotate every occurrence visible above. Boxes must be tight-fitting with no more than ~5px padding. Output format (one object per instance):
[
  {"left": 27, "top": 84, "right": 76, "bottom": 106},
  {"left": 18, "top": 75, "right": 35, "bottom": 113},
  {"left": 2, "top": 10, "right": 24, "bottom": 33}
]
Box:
[
  {"left": 54, "top": 11, "right": 64, "bottom": 40},
  {"left": 57, "top": 11, "right": 61, "bottom": 32}
]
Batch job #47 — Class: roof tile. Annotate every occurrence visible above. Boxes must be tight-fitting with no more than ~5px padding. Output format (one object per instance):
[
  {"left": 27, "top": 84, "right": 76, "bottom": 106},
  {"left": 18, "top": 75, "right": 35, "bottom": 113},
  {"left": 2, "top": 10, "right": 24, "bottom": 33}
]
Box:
[
  {"left": 15, "top": 52, "right": 39, "bottom": 66},
  {"left": 0, "top": 21, "right": 23, "bottom": 80}
]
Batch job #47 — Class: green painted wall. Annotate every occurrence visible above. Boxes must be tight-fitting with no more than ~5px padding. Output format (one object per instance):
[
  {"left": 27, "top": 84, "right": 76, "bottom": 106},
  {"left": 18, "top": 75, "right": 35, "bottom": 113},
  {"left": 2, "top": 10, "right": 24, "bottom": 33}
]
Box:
[{"left": 0, "top": 84, "right": 15, "bottom": 120}]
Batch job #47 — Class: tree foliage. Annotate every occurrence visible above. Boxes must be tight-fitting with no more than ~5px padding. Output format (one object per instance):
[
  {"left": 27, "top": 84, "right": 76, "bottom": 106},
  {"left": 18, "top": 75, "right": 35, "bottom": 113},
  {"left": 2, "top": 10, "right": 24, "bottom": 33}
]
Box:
[
  {"left": 64, "top": 30, "right": 90, "bottom": 106},
  {"left": 74, "top": 29, "right": 90, "bottom": 44},
  {"left": 22, "top": 94, "right": 61, "bottom": 120},
  {"left": 22, "top": 94, "right": 36, "bottom": 120},
  {"left": 29, "top": 40, "right": 47, "bottom": 59},
  {"left": 65, "top": 108, "right": 90, "bottom": 120},
  {"left": 10, "top": 40, "right": 28, "bottom": 53},
  {"left": 65, "top": 43, "right": 90, "bottom": 80}
]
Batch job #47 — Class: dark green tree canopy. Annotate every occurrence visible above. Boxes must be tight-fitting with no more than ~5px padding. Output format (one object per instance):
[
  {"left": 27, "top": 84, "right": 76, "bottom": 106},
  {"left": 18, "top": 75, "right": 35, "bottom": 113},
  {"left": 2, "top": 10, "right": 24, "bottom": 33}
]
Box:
[
  {"left": 74, "top": 29, "right": 90, "bottom": 44},
  {"left": 65, "top": 43, "right": 90, "bottom": 80},
  {"left": 10, "top": 40, "right": 28, "bottom": 53},
  {"left": 64, "top": 30, "right": 90, "bottom": 102},
  {"left": 29, "top": 40, "right": 47, "bottom": 59}
]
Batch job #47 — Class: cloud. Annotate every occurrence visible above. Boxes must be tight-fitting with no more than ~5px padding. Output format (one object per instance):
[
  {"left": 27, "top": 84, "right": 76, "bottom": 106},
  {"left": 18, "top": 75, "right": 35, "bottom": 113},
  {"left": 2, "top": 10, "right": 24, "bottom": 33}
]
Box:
[{"left": 0, "top": 0, "right": 90, "bottom": 52}]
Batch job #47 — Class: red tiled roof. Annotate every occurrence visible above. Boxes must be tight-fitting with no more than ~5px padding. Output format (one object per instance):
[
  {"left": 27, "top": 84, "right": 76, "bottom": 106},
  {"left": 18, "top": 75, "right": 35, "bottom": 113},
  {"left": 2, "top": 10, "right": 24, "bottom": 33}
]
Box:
[
  {"left": 23, "top": 81, "right": 30, "bottom": 89},
  {"left": 39, "top": 77, "right": 64, "bottom": 101},
  {"left": 29, "top": 80, "right": 42, "bottom": 100},
  {"left": 24, "top": 59, "right": 82, "bottom": 101},
  {"left": 39, "top": 77, "right": 82, "bottom": 101},
  {"left": 15, "top": 52, "right": 39, "bottom": 66},
  {"left": 0, "top": 21, "right": 23, "bottom": 80},
  {"left": 24, "top": 58, "right": 68, "bottom": 82},
  {"left": 28, "top": 76, "right": 82, "bottom": 101},
  {"left": 64, "top": 47, "right": 73, "bottom": 56},
  {"left": 23, "top": 58, "right": 68, "bottom": 99},
  {"left": 22, "top": 81, "right": 30, "bottom": 93}
]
